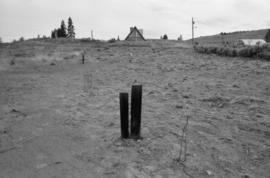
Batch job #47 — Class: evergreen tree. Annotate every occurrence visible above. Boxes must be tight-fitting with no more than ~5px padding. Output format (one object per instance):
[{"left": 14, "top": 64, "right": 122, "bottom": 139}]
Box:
[
  {"left": 67, "top": 17, "right": 75, "bottom": 38},
  {"left": 265, "top": 29, "right": 270, "bottom": 42},
  {"left": 51, "top": 30, "right": 54, "bottom": 38},
  {"left": 60, "top": 20, "right": 67, "bottom": 37},
  {"left": 57, "top": 28, "right": 62, "bottom": 38},
  {"left": 163, "top": 34, "right": 168, "bottom": 40},
  {"left": 51, "top": 29, "right": 58, "bottom": 38},
  {"left": 178, "top": 35, "right": 183, "bottom": 41}
]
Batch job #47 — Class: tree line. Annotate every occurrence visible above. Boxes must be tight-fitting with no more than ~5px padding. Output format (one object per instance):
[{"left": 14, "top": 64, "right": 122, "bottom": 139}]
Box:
[{"left": 51, "top": 17, "right": 75, "bottom": 39}]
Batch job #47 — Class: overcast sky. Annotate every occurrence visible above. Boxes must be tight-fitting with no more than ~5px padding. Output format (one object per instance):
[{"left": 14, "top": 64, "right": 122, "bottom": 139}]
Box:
[{"left": 0, "top": 0, "right": 270, "bottom": 42}]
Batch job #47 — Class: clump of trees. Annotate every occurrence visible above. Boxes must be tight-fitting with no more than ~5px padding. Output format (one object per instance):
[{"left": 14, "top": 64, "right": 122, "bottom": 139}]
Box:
[
  {"left": 220, "top": 31, "right": 248, "bottom": 35},
  {"left": 51, "top": 17, "right": 75, "bottom": 39},
  {"left": 265, "top": 29, "right": 270, "bottom": 42},
  {"left": 178, "top": 35, "right": 183, "bottom": 41},
  {"left": 161, "top": 34, "right": 168, "bottom": 40},
  {"left": 19, "top": 37, "right": 24, "bottom": 42},
  {"left": 108, "top": 38, "right": 116, "bottom": 43}
]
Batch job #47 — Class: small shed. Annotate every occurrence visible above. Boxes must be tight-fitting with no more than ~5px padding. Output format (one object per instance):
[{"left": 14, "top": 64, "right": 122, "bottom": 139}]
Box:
[
  {"left": 125, "top": 26, "right": 146, "bottom": 41},
  {"left": 236, "top": 39, "right": 266, "bottom": 46}
]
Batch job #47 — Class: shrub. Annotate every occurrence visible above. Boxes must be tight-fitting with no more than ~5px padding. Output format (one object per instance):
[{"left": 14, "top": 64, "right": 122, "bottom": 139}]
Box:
[
  {"left": 162, "top": 34, "right": 168, "bottom": 40},
  {"left": 258, "top": 51, "right": 270, "bottom": 60},
  {"left": 19, "top": 37, "right": 24, "bottom": 42},
  {"left": 10, "top": 58, "right": 15, "bottom": 65},
  {"left": 206, "top": 46, "right": 217, "bottom": 54},
  {"left": 108, "top": 38, "right": 116, "bottom": 43},
  {"left": 238, "top": 48, "right": 250, "bottom": 57},
  {"left": 80, "top": 38, "right": 91, "bottom": 42},
  {"left": 216, "top": 47, "right": 224, "bottom": 56},
  {"left": 194, "top": 45, "right": 206, "bottom": 53},
  {"left": 194, "top": 44, "right": 270, "bottom": 60},
  {"left": 231, "top": 49, "right": 237, "bottom": 57},
  {"left": 265, "top": 29, "right": 270, "bottom": 42},
  {"left": 222, "top": 48, "right": 231, "bottom": 56}
]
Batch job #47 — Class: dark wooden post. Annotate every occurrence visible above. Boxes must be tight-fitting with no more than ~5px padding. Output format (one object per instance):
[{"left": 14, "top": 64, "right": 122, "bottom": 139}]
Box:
[
  {"left": 130, "top": 85, "right": 142, "bottom": 139},
  {"left": 82, "top": 53, "right": 85, "bottom": 64},
  {"left": 119, "top": 93, "right": 129, "bottom": 139}
]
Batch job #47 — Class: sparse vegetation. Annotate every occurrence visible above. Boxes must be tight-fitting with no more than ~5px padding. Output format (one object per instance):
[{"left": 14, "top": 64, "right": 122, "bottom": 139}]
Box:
[
  {"left": 108, "top": 38, "right": 116, "bottom": 43},
  {"left": 10, "top": 58, "right": 15, "bottom": 65},
  {"left": 19, "top": 37, "right": 24, "bottom": 42},
  {"left": 194, "top": 43, "right": 270, "bottom": 60},
  {"left": 195, "top": 29, "right": 268, "bottom": 45},
  {"left": 265, "top": 29, "right": 270, "bottom": 42},
  {"left": 177, "top": 35, "right": 183, "bottom": 41},
  {"left": 0, "top": 40, "right": 269, "bottom": 178}
]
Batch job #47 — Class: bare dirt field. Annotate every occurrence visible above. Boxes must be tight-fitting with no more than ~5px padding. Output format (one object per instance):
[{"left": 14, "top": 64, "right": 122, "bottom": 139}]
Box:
[{"left": 0, "top": 40, "right": 270, "bottom": 178}]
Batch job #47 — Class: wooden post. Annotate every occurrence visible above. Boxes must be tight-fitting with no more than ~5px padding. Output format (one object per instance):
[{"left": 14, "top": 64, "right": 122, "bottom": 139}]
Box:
[
  {"left": 130, "top": 85, "right": 142, "bottom": 139},
  {"left": 82, "top": 53, "right": 85, "bottom": 64},
  {"left": 120, "top": 93, "right": 129, "bottom": 139}
]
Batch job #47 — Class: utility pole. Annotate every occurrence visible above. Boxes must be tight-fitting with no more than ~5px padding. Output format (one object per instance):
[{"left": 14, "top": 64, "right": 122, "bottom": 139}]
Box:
[
  {"left": 91, "top": 30, "right": 94, "bottom": 40},
  {"left": 192, "top": 17, "right": 195, "bottom": 44}
]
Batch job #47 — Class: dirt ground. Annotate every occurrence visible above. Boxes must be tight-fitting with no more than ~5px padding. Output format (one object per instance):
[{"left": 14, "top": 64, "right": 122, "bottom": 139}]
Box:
[{"left": 0, "top": 40, "right": 270, "bottom": 178}]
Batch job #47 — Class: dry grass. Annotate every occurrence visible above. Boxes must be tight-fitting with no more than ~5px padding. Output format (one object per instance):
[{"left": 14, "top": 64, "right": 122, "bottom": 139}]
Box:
[{"left": 0, "top": 39, "right": 269, "bottom": 178}]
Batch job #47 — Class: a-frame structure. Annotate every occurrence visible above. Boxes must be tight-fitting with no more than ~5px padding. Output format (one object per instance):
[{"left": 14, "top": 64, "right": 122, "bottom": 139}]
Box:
[{"left": 125, "top": 26, "right": 146, "bottom": 41}]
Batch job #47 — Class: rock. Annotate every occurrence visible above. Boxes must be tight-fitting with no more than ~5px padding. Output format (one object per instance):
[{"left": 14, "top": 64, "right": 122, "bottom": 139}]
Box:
[
  {"left": 206, "top": 170, "right": 213, "bottom": 176},
  {"left": 36, "top": 163, "right": 48, "bottom": 169},
  {"left": 182, "top": 94, "right": 190, "bottom": 99},
  {"left": 232, "top": 84, "right": 240, "bottom": 88}
]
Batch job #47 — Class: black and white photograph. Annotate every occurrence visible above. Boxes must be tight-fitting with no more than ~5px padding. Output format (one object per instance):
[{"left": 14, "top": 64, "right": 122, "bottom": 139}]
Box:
[{"left": 0, "top": 0, "right": 270, "bottom": 177}]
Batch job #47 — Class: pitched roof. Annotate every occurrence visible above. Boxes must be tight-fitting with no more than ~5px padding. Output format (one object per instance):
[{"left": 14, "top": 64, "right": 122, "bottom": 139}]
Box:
[{"left": 125, "top": 26, "right": 146, "bottom": 41}]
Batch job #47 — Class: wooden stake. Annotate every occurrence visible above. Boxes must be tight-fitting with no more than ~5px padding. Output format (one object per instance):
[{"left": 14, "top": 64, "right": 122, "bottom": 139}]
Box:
[
  {"left": 82, "top": 53, "right": 85, "bottom": 64},
  {"left": 130, "top": 85, "right": 142, "bottom": 139},
  {"left": 120, "top": 93, "right": 129, "bottom": 139}
]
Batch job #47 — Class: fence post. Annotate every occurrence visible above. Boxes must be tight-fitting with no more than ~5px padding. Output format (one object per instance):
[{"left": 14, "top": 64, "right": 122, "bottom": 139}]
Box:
[
  {"left": 82, "top": 53, "right": 85, "bottom": 64},
  {"left": 130, "top": 85, "right": 142, "bottom": 139},
  {"left": 119, "top": 93, "right": 129, "bottom": 139}
]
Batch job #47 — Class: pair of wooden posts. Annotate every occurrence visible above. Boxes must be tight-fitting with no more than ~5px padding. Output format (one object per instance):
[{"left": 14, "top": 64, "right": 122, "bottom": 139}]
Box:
[{"left": 119, "top": 85, "right": 142, "bottom": 139}]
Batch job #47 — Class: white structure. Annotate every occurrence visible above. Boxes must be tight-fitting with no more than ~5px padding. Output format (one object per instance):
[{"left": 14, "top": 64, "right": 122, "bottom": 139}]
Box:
[{"left": 237, "top": 39, "right": 266, "bottom": 46}]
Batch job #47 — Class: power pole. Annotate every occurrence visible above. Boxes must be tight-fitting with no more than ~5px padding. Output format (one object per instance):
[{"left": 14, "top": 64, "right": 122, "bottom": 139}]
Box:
[
  {"left": 91, "top": 30, "right": 94, "bottom": 40},
  {"left": 192, "top": 17, "right": 195, "bottom": 44}
]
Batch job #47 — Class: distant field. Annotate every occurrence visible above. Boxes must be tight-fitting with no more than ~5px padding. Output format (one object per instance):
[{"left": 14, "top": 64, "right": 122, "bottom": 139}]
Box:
[{"left": 191, "top": 29, "right": 268, "bottom": 45}]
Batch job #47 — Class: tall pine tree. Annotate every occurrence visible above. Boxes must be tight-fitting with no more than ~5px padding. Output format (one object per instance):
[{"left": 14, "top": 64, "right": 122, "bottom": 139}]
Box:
[
  {"left": 60, "top": 20, "right": 67, "bottom": 37},
  {"left": 67, "top": 17, "right": 75, "bottom": 38}
]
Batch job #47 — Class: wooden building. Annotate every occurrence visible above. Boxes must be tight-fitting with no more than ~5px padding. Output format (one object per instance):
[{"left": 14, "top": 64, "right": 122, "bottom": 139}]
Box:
[{"left": 125, "top": 26, "right": 146, "bottom": 41}]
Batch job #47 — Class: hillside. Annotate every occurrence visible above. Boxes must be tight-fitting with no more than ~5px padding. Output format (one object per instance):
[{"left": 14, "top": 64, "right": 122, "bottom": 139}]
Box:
[
  {"left": 192, "top": 29, "right": 269, "bottom": 45},
  {"left": 0, "top": 40, "right": 270, "bottom": 178}
]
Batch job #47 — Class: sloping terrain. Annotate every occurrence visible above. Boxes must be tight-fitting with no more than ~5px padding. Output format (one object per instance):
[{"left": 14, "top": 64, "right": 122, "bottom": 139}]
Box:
[
  {"left": 0, "top": 40, "right": 270, "bottom": 178},
  {"left": 192, "top": 29, "right": 268, "bottom": 45}
]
